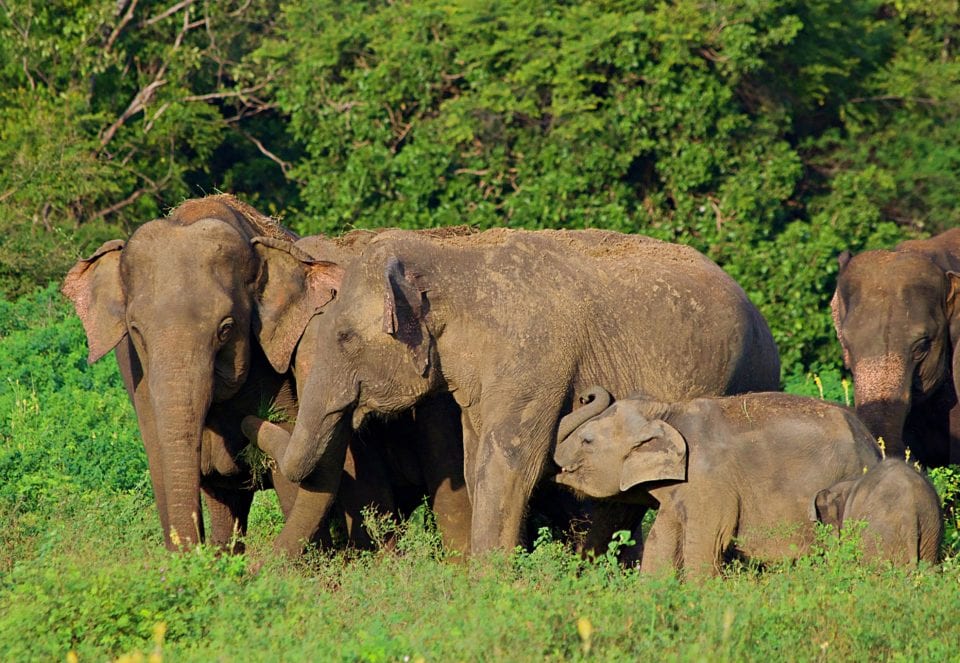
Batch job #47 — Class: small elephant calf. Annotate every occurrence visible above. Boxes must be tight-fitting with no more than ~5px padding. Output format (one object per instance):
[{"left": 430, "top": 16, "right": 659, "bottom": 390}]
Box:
[
  {"left": 814, "top": 459, "right": 942, "bottom": 566},
  {"left": 553, "top": 389, "right": 882, "bottom": 576}
]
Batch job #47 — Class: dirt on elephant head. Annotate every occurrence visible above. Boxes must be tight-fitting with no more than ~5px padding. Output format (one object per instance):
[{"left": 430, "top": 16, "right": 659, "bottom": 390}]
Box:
[{"left": 169, "top": 194, "right": 297, "bottom": 241}]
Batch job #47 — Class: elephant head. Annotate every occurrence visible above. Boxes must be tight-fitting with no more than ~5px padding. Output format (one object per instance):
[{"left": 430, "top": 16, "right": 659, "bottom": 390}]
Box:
[
  {"left": 554, "top": 391, "right": 687, "bottom": 499},
  {"left": 250, "top": 240, "right": 441, "bottom": 483},
  {"left": 812, "top": 479, "right": 857, "bottom": 532},
  {"left": 831, "top": 249, "right": 960, "bottom": 460},
  {"left": 61, "top": 198, "right": 333, "bottom": 550}
]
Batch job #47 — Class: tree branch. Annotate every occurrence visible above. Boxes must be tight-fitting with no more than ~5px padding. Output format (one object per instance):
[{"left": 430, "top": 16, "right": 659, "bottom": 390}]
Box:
[
  {"left": 103, "top": 0, "right": 139, "bottom": 54},
  {"left": 237, "top": 129, "right": 292, "bottom": 175},
  {"left": 140, "top": 0, "right": 196, "bottom": 28},
  {"left": 99, "top": 79, "right": 167, "bottom": 148},
  {"left": 182, "top": 80, "right": 273, "bottom": 102}
]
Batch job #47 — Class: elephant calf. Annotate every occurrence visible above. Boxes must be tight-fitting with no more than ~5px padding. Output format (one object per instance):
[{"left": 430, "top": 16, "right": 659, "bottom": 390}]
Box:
[
  {"left": 553, "top": 389, "right": 882, "bottom": 576},
  {"left": 814, "top": 459, "right": 942, "bottom": 566}
]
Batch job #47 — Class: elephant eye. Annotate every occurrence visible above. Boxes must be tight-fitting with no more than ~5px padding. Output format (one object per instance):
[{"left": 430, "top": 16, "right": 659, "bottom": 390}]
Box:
[
  {"left": 912, "top": 337, "right": 931, "bottom": 359},
  {"left": 580, "top": 435, "right": 593, "bottom": 446},
  {"left": 337, "top": 328, "right": 356, "bottom": 345},
  {"left": 218, "top": 318, "right": 235, "bottom": 343}
]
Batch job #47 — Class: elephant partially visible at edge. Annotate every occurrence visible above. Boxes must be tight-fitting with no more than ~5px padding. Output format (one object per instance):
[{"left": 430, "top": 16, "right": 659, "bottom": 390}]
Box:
[
  {"left": 814, "top": 459, "right": 942, "bottom": 566},
  {"left": 553, "top": 389, "right": 882, "bottom": 576},
  {"left": 251, "top": 228, "right": 781, "bottom": 554},
  {"left": 62, "top": 195, "right": 392, "bottom": 554},
  {"left": 832, "top": 227, "right": 960, "bottom": 466}
]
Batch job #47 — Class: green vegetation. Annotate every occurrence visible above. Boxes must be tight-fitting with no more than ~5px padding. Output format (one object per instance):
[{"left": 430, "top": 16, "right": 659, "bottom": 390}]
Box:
[{"left": 3, "top": 1, "right": 960, "bottom": 659}]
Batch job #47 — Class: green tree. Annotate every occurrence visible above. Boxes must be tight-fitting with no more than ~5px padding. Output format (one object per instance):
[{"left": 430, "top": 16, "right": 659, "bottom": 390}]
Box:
[{"left": 0, "top": 0, "right": 298, "bottom": 298}]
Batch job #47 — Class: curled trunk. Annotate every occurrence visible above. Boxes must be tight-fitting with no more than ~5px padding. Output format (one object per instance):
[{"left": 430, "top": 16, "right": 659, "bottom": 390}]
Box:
[{"left": 557, "top": 386, "right": 612, "bottom": 442}]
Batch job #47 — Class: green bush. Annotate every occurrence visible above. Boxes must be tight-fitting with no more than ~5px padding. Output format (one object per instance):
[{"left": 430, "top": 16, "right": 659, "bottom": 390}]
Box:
[{"left": 0, "top": 285, "right": 146, "bottom": 514}]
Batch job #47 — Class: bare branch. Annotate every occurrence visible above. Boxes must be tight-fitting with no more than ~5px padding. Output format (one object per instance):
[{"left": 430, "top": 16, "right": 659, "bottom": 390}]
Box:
[
  {"left": 0, "top": 0, "right": 29, "bottom": 40},
  {"left": 99, "top": 79, "right": 167, "bottom": 147},
  {"left": 140, "top": 0, "right": 196, "bottom": 28},
  {"left": 103, "top": 0, "right": 139, "bottom": 53},
  {"left": 89, "top": 172, "right": 172, "bottom": 221},
  {"left": 227, "top": 0, "right": 254, "bottom": 17},
  {"left": 237, "top": 129, "right": 291, "bottom": 175},
  {"left": 848, "top": 95, "right": 942, "bottom": 106},
  {"left": 143, "top": 101, "right": 171, "bottom": 133},
  {"left": 182, "top": 80, "right": 273, "bottom": 102},
  {"left": 99, "top": 6, "right": 202, "bottom": 150}
]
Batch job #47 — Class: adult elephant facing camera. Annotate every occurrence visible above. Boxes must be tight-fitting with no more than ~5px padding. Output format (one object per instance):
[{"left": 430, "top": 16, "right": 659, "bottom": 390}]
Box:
[
  {"left": 61, "top": 195, "right": 353, "bottom": 553},
  {"left": 265, "top": 228, "right": 781, "bottom": 554},
  {"left": 832, "top": 228, "right": 960, "bottom": 466}
]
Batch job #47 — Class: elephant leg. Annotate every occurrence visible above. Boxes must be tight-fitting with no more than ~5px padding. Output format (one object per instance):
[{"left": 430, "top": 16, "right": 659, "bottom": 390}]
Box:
[
  {"left": 949, "top": 401, "right": 960, "bottom": 465},
  {"left": 201, "top": 482, "right": 254, "bottom": 554},
  {"left": 469, "top": 396, "right": 561, "bottom": 553},
  {"left": 272, "top": 433, "right": 347, "bottom": 557},
  {"left": 679, "top": 498, "right": 737, "bottom": 578},
  {"left": 414, "top": 395, "right": 471, "bottom": 556},
  {"left": 639, "top": 509, "right": 682, "bottom": 576}
]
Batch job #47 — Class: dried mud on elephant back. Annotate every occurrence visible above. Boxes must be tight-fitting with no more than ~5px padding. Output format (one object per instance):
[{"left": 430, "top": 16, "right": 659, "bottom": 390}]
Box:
[{"left": 170, "top": 193, "right": 298, "bottom": 241}]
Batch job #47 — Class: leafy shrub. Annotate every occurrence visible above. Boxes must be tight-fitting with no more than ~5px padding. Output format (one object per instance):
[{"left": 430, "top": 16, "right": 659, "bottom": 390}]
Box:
[{"left": 0, "top": 285, "right": 146, "bottom": 514}]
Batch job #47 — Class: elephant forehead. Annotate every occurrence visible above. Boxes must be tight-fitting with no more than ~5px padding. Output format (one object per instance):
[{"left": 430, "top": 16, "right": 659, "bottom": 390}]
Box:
[
  {"left": 844, "top": 252, "right": 945, "bottom": 302},
  {"left": 599, "top": 401, "right": 652, "bottom": 430},
  {"left": 123, "top": 219, "right": 254, "bottom": 283}
]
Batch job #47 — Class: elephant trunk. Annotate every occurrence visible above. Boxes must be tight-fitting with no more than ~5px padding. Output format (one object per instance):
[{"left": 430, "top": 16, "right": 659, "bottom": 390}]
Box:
[
  {"left": 853, "top": 355, "right": 913, "bottom": 459},
  {"left": 149, "top": 351, "right": 214, "bottom": 550},
  {"left": 280, "top": 405, "right": 352, "bottom": 484},
  {"left": 557, "top": 386, "right": 612, "bottom": 442}
]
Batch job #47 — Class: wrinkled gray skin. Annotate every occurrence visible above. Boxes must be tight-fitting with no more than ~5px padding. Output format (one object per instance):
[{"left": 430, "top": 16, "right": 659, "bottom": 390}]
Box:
[
  {"left": 832, "top": 228, "right": 960, "bottom": 465},
  {"left": 261, "top": 228, "right": 781, "bottom": 554},
  {"left": 248, "top": 231, "right": 474, "bottom": 554},
  {"left": 554, "top": 389, "right": 882, "bottom": 576},
  {"left": 814, "top": 459, "right": 942, "bottom": 566},
  {"left": 62, "top": 196, "right": 382, "bottom": 553}
]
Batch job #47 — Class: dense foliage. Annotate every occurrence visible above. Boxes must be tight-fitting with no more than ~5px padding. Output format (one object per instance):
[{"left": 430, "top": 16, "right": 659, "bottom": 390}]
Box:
[{"left": 3, "top": 1, "right": 959, "bottom": 371}]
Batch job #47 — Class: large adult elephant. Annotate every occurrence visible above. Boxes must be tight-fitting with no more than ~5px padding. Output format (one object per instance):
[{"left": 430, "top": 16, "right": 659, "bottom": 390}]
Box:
[
  {"left": 832, "top": 228, "right": 960, "bottom": 465},
  {"left": 245, "top": 230, "right": 474, "bottom": 554},
  {"left": 256, "top": 228, "right": 781, "bottom": 554},
  {"left": 62, "top": 195, "right": 383, "bottom": 553}
]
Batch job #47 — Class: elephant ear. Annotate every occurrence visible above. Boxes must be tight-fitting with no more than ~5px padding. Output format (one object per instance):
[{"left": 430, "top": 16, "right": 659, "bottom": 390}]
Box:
[
  {"left": 830, "top": 289, "right": 851, "bottom": 368},
  {"left": 837, "top": 249, "right": 852, "bottom": 272},
  {"left": 382, "top": 256, "right": 430, "bottom": 376},
  {"left": 813, "top": 480, "right": 855, "bottom": 532},
  {"left": 831, "top": 253, "right": 852, "bottom": 366},
  {"left": 252, "top": 237, "right": 344, "bottom": 374},
  {"left": 61, "top": 240, "right": 127, "bottom": 364},
  {"left": 619, "top": 419, "right": 687, "bottom": 491},
  {"left": 946, "top": 271, "right": 960, "bottom": 402}
]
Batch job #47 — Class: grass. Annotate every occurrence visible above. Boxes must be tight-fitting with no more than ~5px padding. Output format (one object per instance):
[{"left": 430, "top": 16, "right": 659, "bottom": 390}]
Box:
[{"left": 3, "top": 286, "right": 960, "bottom": 661}]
